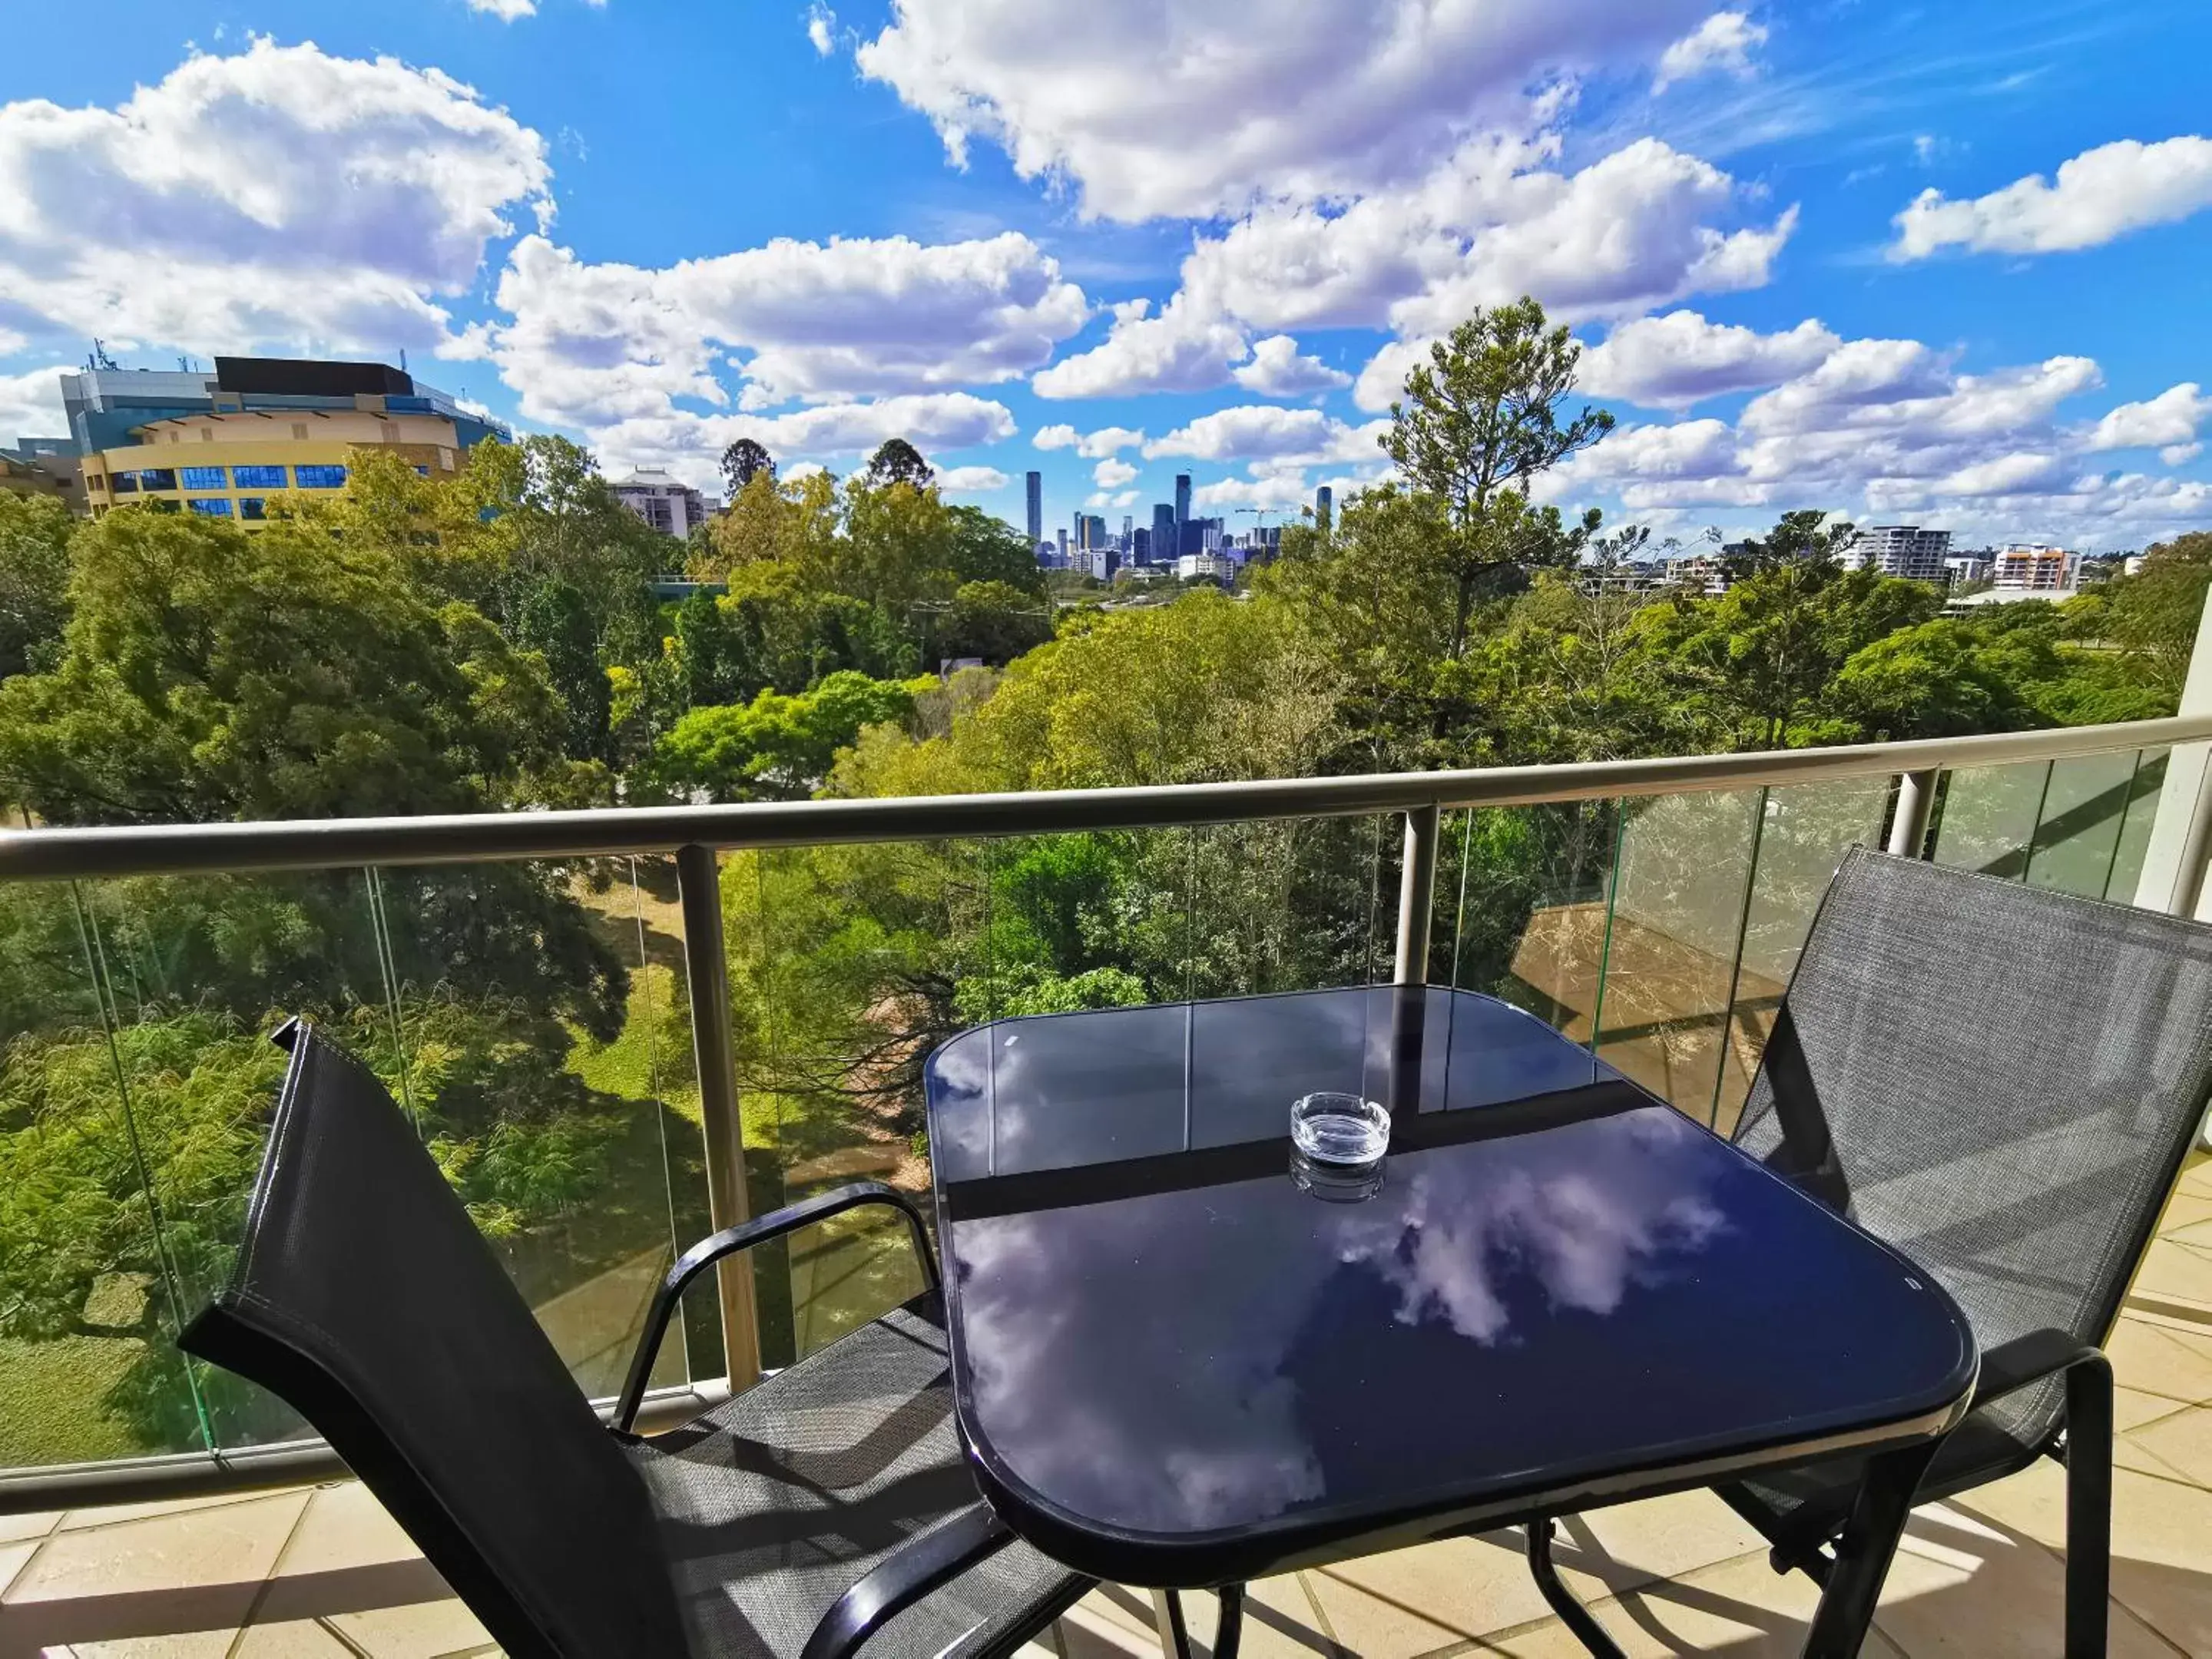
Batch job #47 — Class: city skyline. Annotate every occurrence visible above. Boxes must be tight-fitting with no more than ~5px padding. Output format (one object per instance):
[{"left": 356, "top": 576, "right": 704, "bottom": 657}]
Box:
[{"left": 2, "top": 3, "right": 2210, "bottom": 549}]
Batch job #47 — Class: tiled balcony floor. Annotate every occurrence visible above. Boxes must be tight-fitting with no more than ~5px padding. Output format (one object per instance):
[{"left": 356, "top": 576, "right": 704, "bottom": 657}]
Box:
[{"left": 5, "top": 1153, "right": 2208, "bottom": 1658}]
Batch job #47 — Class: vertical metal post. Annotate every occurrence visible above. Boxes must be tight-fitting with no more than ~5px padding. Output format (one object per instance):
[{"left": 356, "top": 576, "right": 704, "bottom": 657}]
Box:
[
  {"left": 674, "top": 842, "right": 762, "bottom": 1391},
  {"left": 1886, "top": 770, "right": 1937, "bottom": 859},
  {"left": 2136, "top": 578, "right": 2212, "bottom": 919},
  {"left": 1394, "top": 804, "right": 1441, "bottom": 986}
]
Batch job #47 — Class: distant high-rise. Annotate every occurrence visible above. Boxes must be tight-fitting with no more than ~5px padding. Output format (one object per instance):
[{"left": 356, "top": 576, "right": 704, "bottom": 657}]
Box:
[
  {"left": 1174, "top": 473, "right": 1191, "bottom": 528},
  {"left": 1151, "top": 502, "right": 1175, "bottom": 564},
  {"left": 1025, "top": 471, "right": 1042, "bottom": 544},
  {"left": 1315, "top": 485, "right": 1333, "bottom": 532},
  {"left": 1132, "top": 527, "right": 1151, "bottom": 562},
  {"left": 1081, "top": 513, "right": 1107, "bottom": 551}
]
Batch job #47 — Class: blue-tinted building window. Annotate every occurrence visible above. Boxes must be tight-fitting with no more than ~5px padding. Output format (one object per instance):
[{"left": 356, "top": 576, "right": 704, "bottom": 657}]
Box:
[
  {"left": 187, "top": 498, "right": 233, "bottom": 517},
  {"left": 180, "top": 465, "right": 227, "bottom": 489},
  {"left": 294, "top": 464, "right": 348, "bottom": 489},
  {"left": 415, "top": 465, "right": 431, "bottom": 477},
  {"left": 111, "top": 473, "right": 139, "bottom": 494},
  {"left": 239, "top": 498, "right": 267, "bottom": 522},
  {"left": 124, "top": 468, "right": 178, "bottom": 492},
  {"left": 147, "top": 498, "right": 180, "bottom": 513},
  {"left": 233, "top": 465, "right": 288, "bottom": 488}
]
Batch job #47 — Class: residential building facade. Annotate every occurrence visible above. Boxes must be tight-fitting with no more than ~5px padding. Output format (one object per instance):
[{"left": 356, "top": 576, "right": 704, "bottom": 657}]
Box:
[
  {"left": 1, "top": 438, "right": 83, "bottom": 511},
  {"left": 1992, "top": 543, "right": 2075, "bottom": 592},
  {"left": 1846, "top": 525, "right": 1953, "bottom": 581},
  {"left": 611, "top": 469, "right": 712, "bottom": 539}
]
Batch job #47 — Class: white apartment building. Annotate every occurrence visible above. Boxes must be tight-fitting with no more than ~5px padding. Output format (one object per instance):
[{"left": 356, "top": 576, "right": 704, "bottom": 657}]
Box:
[
  {"left": 1176, "top": 551, "right": 1235, "bottom": 582},
  {"left": 613, "top": 470, "right": 713, "bottom": 538},
  {"left": 1845, "top": 525, "right": 1952, "bottom": 581}
]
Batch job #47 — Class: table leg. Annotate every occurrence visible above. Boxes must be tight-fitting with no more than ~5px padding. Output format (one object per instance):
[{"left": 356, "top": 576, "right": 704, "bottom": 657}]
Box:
[
  {"left": 1528, "top": 1519, "right": 1627, "bottom": 1659},
  {"left": 1214, "top": 1584, "right": 1244, "bottom": 1659},
  {"left": 1147, "top": 1587, "right": 1244, "bottom": 1659},
  {"left": 1801, "top": 1441, "right": 1939, "bottom": 1657},
  {"left": 1151, "top": 1589, "right": 1194, "bottom": 1659}
]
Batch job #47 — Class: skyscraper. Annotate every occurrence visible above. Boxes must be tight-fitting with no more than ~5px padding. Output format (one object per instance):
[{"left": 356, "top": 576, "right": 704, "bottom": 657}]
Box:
[
  {"left": 1174, "top": 473, "right": 1192, "bottom": 530},
  {"left": 1315, "top": 485, "right": 1333, "bottom": 532},
  {"left": 1151, "top": 502, "right": 1175, "bottom": 565},
  {"left": 1025, "top": 471, "right": 1042, "bottom": 545}
]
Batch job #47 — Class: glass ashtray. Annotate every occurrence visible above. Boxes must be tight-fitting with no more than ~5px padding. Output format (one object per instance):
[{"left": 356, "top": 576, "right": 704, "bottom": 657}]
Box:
[{"left": 1290, "top": 1091, "right": 1390, "bottom": 1171}]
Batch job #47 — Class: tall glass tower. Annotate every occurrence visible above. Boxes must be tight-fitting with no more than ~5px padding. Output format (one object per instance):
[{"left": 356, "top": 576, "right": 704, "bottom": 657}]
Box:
[{"left": 1025, "top": 471, "right": 1042, "bottom": 545}]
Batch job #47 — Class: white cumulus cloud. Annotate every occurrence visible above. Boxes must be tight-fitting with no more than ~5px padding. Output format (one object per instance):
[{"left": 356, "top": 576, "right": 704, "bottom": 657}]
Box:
[
  {"left": 1549, "top": 323, "right": 2212, "bottom": 543},
  {"left": 1578, "top": 312, "right": 1839, "bottom": 409},
  {"left": 1092, "top": 457, "right": 1138, "bottom": 488},
  {"left": 472, "top": 228, "right": 1088, "bottom": 443},
  {"left": 1233, "top": 336, "right": 1352, "bottom": 396},
  {"left": 1031, "top": 296, "right": 1250, "bottom": 399},
  {"left": 1891, "top": 135, "right": 2212, "bottom": 259},
  {"left": 1038, "top": 131, "right": 1792, "bottom": 401},
  {"left": 1144, "top": 406, "right": 1387, "bottom": 466},
  {"left": 469, "top": 0, "right": 540, "bottom": 19},
  {"left": 0, "top": 365, "right": 71, "bottom": 443},
  {"left": 939, "top": 463, "right": 1009, "bottom": 492},
  {"left": 1652, "top": 12, "right": 1768, "bottom": 93},
  {"left": 855, "top": 0, "right": 1708, "bottom": 222},
  {"left": 2087, "top": 383, "right": 2211, "bottom": 452},
  {"left": 0, "top": 38, "right": 551, "bottom": 358},
  {"left": 581, "top": 392, "right": 1018, "bottom": 488},
  {"left": 806, "top": 4, "right": 837, "bottom": 55}
]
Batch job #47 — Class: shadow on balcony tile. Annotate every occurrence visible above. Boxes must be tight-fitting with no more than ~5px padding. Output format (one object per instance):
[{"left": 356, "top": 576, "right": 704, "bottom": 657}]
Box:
[
  {"left": 1873, "top": 1500, "right": 2176, "bottom": 1657},
  {"left": 1485, "top": 1546, "right": 1906, "bottom": 1657},
  {"left": 0, "top": 1490, "right": 307, "bottom": 1653},
  {"left": 1956, "top": 1460, "right": 2212, "bottom": 1657}
]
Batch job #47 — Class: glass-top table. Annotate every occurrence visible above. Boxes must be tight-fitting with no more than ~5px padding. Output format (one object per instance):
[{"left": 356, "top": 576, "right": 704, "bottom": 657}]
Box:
[{"left": 922, "top": 986, "right": 1976, "bottom": 1652}]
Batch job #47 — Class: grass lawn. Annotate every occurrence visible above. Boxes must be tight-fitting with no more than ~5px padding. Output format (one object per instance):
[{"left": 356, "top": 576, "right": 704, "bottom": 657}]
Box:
[{"left": 0, "top": 1336, "right": 154, "bottom": 1467}]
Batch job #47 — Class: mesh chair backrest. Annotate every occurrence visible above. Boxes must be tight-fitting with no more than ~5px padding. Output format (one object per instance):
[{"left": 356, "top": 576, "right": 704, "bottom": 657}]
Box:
[
  {"left": 180, "top": 1024, "right": 687, "bottom": 1659},
  {"left": 1737, "top": 849, "right": 2212, "bottom": 1440}
]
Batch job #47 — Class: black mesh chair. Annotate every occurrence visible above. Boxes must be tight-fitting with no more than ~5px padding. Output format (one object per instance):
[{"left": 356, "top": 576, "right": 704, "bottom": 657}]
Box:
[
  {"left": 1537, "top": 848, "right": 2212, "bottom": 1659},
  {"left": 180, "top": 1022, "right": 1091, "bottom": 1659}
]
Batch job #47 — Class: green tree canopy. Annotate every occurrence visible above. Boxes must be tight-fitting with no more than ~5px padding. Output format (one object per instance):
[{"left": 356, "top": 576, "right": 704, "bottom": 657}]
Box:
[
  {"left": 0, "top": 489, "right": 72, "bottom": 682},
  {"left": 863, "top": 438, "right": 934, "bottom": 491},
  {"left": 0, "top": 509, "right": 567, "bottom": 826},
  {"left": 644, "top": 670, "right": 919, "bottom": 803},
  {"left": 1382, "top": 296, "right": 1614, "bottom": 655}
]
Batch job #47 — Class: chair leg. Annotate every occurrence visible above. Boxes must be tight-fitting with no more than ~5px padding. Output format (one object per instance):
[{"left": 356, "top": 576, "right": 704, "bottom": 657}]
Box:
[
  {"left": 1526, "top": 1520, "right": 1627, "bottom": 1659},
  {"left": 2065, "top": 1354, "right": 2114, "bottom": 1659}
]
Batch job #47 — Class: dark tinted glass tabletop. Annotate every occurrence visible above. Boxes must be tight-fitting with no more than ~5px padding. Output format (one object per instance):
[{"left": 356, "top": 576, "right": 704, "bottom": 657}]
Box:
[{"left": 924, "top": 987, "right": 1975, "bottom": 1584}]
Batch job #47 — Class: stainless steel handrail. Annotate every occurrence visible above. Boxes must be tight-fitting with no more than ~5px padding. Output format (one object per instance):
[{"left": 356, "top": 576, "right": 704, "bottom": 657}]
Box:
[
  {"left": 2, "top": 714, "right": 2205, "bottom": 882},
  {"left": 2, "top": 710, "right": 2203, "bottom": 1514}
]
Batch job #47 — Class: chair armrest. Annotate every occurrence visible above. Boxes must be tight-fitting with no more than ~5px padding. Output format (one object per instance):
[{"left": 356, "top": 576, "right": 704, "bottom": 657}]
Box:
[
  {"left": 800, "top": 1502, "right": 1013, "bottom": 1659},
  {"left": 1971, "top": 1329, "right": 2104, "bottom": 1412},
  {"left": 613, "top": 1181, "right": 939, "bottom": 1431}
]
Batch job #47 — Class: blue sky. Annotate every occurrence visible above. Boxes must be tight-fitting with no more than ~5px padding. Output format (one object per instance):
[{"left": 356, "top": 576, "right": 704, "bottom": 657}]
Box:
[{"left": 3, "top": 0, "right": 2209, "bottom": 549}]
